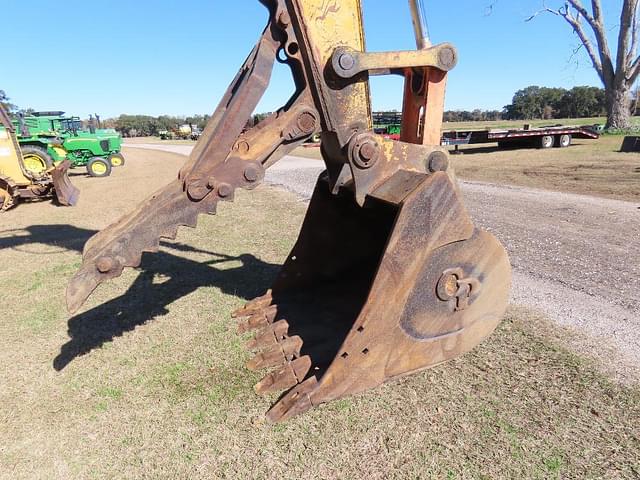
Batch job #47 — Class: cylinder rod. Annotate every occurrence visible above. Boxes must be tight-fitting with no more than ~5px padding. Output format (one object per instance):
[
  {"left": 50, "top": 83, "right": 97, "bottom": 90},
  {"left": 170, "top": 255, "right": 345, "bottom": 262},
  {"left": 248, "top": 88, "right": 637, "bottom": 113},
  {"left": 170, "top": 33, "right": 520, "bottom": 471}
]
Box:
[{"left": 408, "top": 0, "right": 431, "bottom": 49}]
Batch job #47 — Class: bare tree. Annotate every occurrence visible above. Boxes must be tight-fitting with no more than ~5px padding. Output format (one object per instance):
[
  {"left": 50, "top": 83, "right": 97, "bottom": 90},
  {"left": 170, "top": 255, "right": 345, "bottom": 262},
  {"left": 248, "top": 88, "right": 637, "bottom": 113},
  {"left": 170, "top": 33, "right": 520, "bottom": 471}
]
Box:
[{"left": 527, "top": 1, "right": 639, "bottom": 129}]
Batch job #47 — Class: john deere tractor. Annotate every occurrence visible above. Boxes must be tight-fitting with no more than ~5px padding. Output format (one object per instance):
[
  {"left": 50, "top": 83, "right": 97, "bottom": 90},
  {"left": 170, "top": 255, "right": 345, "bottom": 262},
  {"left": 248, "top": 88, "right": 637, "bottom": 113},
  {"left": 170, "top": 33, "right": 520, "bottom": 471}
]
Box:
[
  {"left": 14, "top": 111, "right": 124, "bottom": 177},
  {"left": 0, "top": 104, "right": 78, "bottom": 211}
]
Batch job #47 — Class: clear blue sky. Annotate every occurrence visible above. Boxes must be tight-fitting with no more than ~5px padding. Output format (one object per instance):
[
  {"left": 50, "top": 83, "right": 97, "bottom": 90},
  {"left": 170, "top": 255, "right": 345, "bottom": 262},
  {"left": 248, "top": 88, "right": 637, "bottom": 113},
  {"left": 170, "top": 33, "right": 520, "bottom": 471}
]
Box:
[{"left": 1, "top": 0, "right": 614, "bottom": 118}]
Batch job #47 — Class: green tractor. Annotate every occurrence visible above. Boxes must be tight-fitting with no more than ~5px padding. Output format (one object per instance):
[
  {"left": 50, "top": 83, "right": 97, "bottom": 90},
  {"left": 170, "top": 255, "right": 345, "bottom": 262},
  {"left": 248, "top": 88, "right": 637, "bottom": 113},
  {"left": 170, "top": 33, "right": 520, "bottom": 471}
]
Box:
[{"left": 14, "top": 111, "right": 124, "bottom": 177}]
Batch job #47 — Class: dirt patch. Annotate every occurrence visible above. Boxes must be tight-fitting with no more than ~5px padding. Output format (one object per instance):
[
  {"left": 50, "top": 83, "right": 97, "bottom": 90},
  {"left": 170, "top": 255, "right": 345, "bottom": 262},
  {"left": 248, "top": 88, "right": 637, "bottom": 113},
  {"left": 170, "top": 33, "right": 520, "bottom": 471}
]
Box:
[{"left": 1, "top": 148, "right": 638, "bottom": 479}]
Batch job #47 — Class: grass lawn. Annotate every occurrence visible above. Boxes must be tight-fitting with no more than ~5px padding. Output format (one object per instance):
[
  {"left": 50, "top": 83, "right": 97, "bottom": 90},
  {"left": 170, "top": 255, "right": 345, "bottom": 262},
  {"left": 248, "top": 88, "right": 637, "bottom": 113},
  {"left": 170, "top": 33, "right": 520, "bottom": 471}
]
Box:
[{"left": 0, "top": 149, "right": 638, "bottom": 479}]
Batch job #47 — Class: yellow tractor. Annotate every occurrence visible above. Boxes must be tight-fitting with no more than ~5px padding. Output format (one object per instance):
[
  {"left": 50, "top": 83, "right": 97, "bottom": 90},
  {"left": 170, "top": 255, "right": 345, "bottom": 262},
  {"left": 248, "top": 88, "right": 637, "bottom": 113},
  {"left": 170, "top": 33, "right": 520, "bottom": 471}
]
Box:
[
  {"left": 67, "top": 0, "right": 510, "bottom": 422},
  {"left": 0, "top": 104, "right": 79, "bottom": 211}
]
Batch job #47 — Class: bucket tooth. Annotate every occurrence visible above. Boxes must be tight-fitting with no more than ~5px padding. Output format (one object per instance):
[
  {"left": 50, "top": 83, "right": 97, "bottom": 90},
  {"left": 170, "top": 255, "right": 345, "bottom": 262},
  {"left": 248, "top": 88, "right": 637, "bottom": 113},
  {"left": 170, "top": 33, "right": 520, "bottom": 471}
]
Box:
[
  {"left": 279, "top": 335, "right": 303, "bottom": 361},
  {"left": 246, "top": 335, "right": 304, "bottom": 371},
  {"left": 278, "top": 335, "right": 303, "bottom": 359},
  {"left": 246, "top": 319, "right": 290, "bottom": 350},
  {"left": 254, "top": 355, "right": 312, "bottom": 395},
  {"left": 247, "top": 348, "right": 284, "bottom": 371},
  {"left": 237, "top": 314, "right": 269, "bottom": 334},
  {"left": 237, "top": 306, "right": 279, "bottom": 334},
  {"left": 266, "top": 377, "right": 318, "bottom": 423},
  {"left": 232, "top": 290, "right": 273, "bottom": 318}
]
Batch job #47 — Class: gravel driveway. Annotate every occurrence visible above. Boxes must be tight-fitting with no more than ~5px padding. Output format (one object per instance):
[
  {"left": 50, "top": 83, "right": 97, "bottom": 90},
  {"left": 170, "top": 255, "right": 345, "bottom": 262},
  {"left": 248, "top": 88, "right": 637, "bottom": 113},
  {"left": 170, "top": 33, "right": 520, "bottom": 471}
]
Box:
[{"left": 126, "top": 143, "right": 640, "bottom": 377}]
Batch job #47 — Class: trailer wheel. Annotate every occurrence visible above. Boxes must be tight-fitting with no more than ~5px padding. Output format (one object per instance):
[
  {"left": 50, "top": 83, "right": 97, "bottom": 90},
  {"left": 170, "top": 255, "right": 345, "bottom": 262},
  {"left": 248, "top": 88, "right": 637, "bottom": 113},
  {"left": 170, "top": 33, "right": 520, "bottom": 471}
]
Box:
[
  {"left": 540, "top": 135, "right": 555, "bottom": 149},
  {"left": 558, "top": 134, "right": 571, "bottom": 148}
]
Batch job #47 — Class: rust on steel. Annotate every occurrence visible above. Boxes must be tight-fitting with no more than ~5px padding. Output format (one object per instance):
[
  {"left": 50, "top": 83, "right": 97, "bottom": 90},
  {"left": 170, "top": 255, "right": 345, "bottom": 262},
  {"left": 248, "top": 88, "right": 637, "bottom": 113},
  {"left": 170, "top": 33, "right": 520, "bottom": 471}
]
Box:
[{"left": 66, "top": 0, "right": 511, "bottom": 422}]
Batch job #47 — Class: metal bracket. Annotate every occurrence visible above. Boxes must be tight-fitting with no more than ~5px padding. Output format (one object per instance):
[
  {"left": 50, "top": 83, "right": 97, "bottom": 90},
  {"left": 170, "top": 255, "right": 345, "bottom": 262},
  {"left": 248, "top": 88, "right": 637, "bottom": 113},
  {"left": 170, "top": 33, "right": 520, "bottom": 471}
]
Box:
[{"left": 331, "top": 43, "right": 457, "bottom": 79}]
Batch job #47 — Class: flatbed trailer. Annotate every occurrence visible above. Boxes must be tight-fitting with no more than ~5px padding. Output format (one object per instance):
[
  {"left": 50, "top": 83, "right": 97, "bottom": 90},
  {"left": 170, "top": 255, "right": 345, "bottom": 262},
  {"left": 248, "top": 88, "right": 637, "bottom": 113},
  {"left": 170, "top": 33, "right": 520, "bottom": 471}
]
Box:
[{"left": 441, "top": 124, "right": 599, "bottom": 150}]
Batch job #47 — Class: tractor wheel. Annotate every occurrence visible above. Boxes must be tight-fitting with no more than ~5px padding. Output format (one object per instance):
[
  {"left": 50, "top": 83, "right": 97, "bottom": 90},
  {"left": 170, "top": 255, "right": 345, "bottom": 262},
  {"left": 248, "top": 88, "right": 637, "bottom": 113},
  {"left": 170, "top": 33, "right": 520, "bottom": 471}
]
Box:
[
  {"left": 21, "top": 146, "right": 53, "bottom": 175},
  {"left": 108, "top": 152, "right": 125, "bottom": 167},
  {"left": 86, "top": 157, "right": 112, "bottom": 177},
  {"left": 540, "top": 135, "right": 555, "bottom": 149},
  {"left": 558, "top": 134, "right": 572, "bottom": 148}
]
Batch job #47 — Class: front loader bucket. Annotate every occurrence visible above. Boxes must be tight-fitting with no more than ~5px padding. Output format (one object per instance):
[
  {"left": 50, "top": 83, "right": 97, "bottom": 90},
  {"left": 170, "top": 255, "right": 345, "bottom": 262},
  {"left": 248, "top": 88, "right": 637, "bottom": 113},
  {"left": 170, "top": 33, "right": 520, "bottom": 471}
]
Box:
[
  {"left": 50, "top": 160, "right": 80, "bottom": 206},
  {"left": 234, "top": 171, "right": 511, "bottom": 422}
]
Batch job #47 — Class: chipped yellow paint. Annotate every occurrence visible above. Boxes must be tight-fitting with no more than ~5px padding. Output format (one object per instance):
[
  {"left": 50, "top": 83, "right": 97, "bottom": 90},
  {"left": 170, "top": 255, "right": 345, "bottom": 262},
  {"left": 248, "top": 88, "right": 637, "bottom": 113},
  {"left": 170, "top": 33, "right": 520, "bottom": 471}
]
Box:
[
  {"left": 382, "top": 139, "right": 395, "bottom": 164},
  {"left": 295, "top": 0, "right": 372, "bottom": 130},
  {"left": 0, "top": 126, "right": 31, "bottom": 185}
]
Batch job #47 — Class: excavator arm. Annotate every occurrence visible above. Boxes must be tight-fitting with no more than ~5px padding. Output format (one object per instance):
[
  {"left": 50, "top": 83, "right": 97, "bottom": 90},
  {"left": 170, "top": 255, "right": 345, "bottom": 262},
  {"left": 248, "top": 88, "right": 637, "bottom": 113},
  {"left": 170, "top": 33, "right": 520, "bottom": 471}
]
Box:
[{"left": 67, "top": 0, "right": 510, "bottom": 422}]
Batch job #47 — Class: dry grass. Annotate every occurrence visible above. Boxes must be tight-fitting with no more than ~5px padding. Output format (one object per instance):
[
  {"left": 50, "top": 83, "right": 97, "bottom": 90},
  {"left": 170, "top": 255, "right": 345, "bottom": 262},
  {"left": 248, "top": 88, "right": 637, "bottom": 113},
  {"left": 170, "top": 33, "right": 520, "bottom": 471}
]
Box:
[
  {"left": 0, "top": 149, "right": 638, "bottom": 479},
  {"left": 293, "top": 135, "right": 640, "bottom": 203},
  {"left": 450, "top": 136, "right": 639, "bottom": 202}
]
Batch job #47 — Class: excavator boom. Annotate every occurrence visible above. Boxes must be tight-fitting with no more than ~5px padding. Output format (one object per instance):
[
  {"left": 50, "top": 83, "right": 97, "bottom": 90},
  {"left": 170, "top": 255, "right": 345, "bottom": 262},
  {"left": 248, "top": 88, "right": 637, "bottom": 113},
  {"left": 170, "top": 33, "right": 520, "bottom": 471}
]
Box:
[{"left": 67, "top": 0, "right": 510, "bottom": 422}]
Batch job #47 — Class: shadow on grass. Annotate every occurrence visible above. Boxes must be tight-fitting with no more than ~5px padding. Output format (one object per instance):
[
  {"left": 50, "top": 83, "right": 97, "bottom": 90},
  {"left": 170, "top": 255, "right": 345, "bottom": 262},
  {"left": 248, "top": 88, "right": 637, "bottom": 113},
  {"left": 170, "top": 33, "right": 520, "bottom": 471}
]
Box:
[
  {"left": 54, "top": 250, "right": 279, "bottom": 370},
  {"left": 447, "top": 146, "right": 502, "bottom": 155},
  {"left": 0, "top": 224, "right": 279, "bottom": 371},
  {"left": 0, "top": 224, "right": 95, "bottom": 253}
]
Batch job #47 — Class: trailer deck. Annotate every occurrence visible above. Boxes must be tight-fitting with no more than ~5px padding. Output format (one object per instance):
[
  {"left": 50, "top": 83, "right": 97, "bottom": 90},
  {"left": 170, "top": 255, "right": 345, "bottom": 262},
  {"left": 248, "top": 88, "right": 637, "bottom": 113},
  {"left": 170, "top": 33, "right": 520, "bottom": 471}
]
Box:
[{"left": 441, "top": 124, "right": 600, "bottom": 150}]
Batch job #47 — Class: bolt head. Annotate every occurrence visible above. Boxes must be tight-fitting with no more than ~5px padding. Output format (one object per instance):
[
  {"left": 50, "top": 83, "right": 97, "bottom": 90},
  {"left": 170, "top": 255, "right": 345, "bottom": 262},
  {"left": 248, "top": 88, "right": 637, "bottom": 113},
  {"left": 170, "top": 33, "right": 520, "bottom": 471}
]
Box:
[
  {"left": 187, "top": 182, "right": 209, "bottom": 201},
  {"left": 350, "top": 136, "right": 380, "bottom": 169},
  {"left": 234, "top": 140, "right": 250, "bottom": 154},
  {"left": 244, "top": 165, "right": 259, "bottom": 182},
  {"left": 338, "top": 53, "right": 355, "bottom": 71},
  {"left": 217, "top": 183, "right": 233, "bottom": 198},
  {"left": 359, "top": 142, "right": 377, "bottom": 161},
  {"left": 278, "top": 11, "right": 290, "bottom": 27},
  {"left": 438, "top": 47, "right": 456, "bottom": 70},
  {"left": 297, "top": 112, "right": 316, "bottom": 134},
  {"left": 96, "top": 257, "right": 114, "bottom": 273},
  {"left": 428, "top": 151, "right": 449, "bottom": 173}
]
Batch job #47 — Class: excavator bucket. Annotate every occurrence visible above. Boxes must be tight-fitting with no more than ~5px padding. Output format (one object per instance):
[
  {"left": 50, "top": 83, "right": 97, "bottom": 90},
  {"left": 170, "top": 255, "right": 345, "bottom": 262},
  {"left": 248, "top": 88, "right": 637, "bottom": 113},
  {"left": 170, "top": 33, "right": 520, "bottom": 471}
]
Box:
[
  {"left": 233, "top": 173, "right": 510, "bottom": 421},
  {"left": 49, "top": 160, "right": 79, "bottom": 206},
  {"left": 66, "top": 0, "right": 511, "bottom": 422}
]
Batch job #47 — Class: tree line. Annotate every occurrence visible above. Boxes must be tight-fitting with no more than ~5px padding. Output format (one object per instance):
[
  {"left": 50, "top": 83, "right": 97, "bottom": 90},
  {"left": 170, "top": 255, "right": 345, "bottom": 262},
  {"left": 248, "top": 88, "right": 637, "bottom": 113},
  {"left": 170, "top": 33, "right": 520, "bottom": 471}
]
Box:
[
  {"left": 2, "top": 87, "right": 636, "bottom": 135},
  {"left": 503, "top": 85, "right": 608, "bottom": 120},
  {"left": 102, "top": 113, "right": 273, "bottom": 137},
  {"left": 443, "top": 85, "right": 620, "bottom": 123},
  {"left": 106, "top": 114, "right": 211, "bottom": 137},
  {"left": 443, "top": 110, "right": 503, "bottom": 123},
  {"left": 110, "top": 84, "right": 625, "bottom": 134}
]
